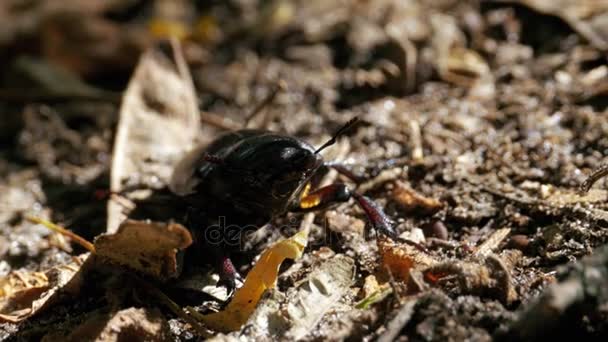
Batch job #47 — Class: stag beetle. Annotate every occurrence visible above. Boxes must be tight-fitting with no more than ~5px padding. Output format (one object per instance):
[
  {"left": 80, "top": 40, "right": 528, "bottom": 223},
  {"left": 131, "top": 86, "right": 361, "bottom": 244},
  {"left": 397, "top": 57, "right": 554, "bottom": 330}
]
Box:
[{"left": 169, "top": 117, "right": 417, "bottom": 294}]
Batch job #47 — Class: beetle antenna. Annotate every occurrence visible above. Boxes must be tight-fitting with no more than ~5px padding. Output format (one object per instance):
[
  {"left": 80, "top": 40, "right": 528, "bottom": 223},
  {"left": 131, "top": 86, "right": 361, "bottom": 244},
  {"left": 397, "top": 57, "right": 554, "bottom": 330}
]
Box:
[{"left": 314, "top": 117, "right": 359, "bottom": 154}]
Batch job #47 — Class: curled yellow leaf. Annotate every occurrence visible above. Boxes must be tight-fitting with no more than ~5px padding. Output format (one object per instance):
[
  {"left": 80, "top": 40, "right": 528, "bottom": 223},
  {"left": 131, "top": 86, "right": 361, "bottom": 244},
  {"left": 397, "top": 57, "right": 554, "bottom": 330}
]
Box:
[{"left": 193, "top": 230, "right": 308, "bottom": 332}]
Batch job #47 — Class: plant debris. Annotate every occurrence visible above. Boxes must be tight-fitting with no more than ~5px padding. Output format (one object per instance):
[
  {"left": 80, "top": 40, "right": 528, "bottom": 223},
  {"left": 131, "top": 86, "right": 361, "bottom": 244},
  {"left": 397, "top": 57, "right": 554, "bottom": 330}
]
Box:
[
  {"left": 94, "top": 220, "right": 192, "bottom": 280},
  {"left": 3, "top": 0, "right": 608, "bottom": 340},
  {"left": 108, "top": 39, "right": 200, "bottom": 233},
  {"left": 0, "top": 254, "right": 87, "bottom": 323},
  {"left": 190, "top": 230, "right": 309, "bottom": 332}
]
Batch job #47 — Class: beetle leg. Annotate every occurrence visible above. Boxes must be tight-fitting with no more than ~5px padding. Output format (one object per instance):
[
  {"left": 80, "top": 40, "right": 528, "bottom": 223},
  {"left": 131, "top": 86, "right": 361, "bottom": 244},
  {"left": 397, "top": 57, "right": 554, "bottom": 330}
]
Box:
[
  {"left": 351, "top": 193, "right": 396, "bottom": 238},
  {"left": 290, "top": 184, "right": 428, "bottom": 252},
  {"left": 290, "top": 183, "right": 351, "bottom": 212},
  {"left": 292, "top": 187, "right": 428, "bottom": 252},
  {"left": 203, "top": 241, "right": 243, "bottom": 297},
  {"left": 352, "top": 193, "right": 428, "bottom": 252},
  {"left": 185, "top": 207, "right": 243, "bottom": 297},
  {"left": 215, "top": 253, "right": 241, "bottom": 296}
]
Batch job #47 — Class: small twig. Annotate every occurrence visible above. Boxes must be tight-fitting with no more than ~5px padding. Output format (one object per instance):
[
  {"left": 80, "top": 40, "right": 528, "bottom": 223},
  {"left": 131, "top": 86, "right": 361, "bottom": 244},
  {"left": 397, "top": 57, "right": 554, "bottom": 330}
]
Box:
[
  {"left": 473, "top": 228, "right": 511, "bottom": 259},
  {"left": 299, "top": 212, "right": 316, "bottom": 237},
  {"left": 580, "top": 163, "right": 608, "bottom": 194},
  {"left": 25, "top": 215, "right": 96, "bottom": 253},
  {"left": 409, "top": 120, "right": 423, "bottom": 162},
  {"left": 200, "top": 111, "right": 242, "bottom": 131},
  {"left": 244, "top": 80, "right": 287, "bottom": 128},
  {"left": 357, "top": 167, "right": 404, "bottom": 194},
  {"left": 426, "top": 237, "right": 459, "bottom": 250},
  {"left": 377, "top": 297, "right": 418, "bottom": 342}
]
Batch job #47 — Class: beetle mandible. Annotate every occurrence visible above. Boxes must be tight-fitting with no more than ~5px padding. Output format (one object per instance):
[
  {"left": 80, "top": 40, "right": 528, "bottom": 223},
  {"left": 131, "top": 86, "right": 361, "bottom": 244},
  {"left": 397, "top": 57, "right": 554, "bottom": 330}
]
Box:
[{"left": 169, "top": 117, "right": 416, "bottom": 293}]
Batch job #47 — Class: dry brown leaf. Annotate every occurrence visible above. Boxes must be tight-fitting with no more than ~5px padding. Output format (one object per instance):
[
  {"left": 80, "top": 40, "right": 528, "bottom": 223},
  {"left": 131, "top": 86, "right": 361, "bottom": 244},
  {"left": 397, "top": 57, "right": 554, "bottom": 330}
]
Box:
[
  {"left": 440, "top": 47, "right": 490, "bottom": 86},
  {"left": 391, "top": 181, "right": 444, "bottom": 215},
  {"left": 0, "top": 254, "right": 88, "bottom": 323},
  {"left": 94, "top": 220, "right": 192, "bottom": 280},
  {"left": 0, "top": 271, "right": 48, "bottom": 299},
  {"left": 108, "top": 40, "right": 200, "bottom": 233},
  {"left": 378, "top": 235, "right": 438, "bottom": 281}
]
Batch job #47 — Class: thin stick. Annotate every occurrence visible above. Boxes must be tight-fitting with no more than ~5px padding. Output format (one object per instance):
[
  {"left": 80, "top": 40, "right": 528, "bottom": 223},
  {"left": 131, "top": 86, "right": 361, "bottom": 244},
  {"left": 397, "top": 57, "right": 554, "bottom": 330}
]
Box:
[
  {"left": 580, "top": 163, "right": 608, "bottom": 194},
  {"left": 200, "top": 111, "right": 242, "bottom": 131},
  {"left": 244, "top": 80, "right": 287, "bottom": 128},
  {"left": 25, "top": 215, "right": 96, "bottom": 253},
  {"left": 409, "top": 120, "right": 423, "bottom": 162}
]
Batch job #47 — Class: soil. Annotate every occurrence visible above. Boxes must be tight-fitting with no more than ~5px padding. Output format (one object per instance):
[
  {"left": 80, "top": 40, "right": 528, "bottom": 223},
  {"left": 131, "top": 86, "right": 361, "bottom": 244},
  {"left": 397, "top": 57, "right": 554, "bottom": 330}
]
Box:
[{"left": 1, "top": 1, "right": 608, "bottom": 341}]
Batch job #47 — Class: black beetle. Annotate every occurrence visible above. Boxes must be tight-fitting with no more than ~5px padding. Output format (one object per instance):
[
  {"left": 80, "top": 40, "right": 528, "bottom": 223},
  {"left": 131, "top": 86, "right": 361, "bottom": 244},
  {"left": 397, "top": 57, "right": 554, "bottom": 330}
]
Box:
[{"left": 168, "top": 117, "right": 415, "bottom": 293}]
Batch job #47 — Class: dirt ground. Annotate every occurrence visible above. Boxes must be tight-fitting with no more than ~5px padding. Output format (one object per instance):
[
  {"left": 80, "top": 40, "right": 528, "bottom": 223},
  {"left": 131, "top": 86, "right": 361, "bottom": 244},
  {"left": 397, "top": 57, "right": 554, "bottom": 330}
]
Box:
[{"left": 2, "top": 1, "right": 608, "bottom": 341}]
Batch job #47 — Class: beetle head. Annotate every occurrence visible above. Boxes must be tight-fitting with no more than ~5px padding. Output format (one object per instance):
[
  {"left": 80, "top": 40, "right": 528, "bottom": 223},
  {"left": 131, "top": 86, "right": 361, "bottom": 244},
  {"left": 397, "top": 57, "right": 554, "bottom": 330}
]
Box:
[
  {"left": 223, "top": 135, "right": 322, "bottom": 213},
  {"left": 219, "top": 118, "right": 359, "bottom": 215},
  {"left": 269, "top": 144, "right": 323, "bottom": 199}
]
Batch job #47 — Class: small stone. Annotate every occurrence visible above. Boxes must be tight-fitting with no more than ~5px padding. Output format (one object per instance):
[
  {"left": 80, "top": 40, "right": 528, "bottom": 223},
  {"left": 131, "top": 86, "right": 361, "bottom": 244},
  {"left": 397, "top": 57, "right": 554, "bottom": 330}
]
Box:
[
  {"left": 508, "top": 234, "right": 529, "bottom": 251},
  {"left": 422, "top": 220, "right": 449, "bottom": 240}
]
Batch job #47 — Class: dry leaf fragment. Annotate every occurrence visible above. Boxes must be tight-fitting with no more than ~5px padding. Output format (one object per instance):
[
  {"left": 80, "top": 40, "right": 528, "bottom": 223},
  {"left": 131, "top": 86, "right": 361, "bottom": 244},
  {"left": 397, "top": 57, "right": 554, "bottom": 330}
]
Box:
[
  {"left": 356, "top": 275, "right": 392, "bottom": 309},
  {"left": 439, "top": 47, "right": 490, "bottom": 86},
  {"left": 235, "top": 255, "right": 356, "bottom": 339},
  {"left": 0, "top": 254, "right": 88, "bottom": 323},
  {"left": 108, "top": 40, "right": 200, "bottom": 233},
  {"left": 94, "top": 220, "right": 192, "bottom": 280},
  {"left": 547, "top": 188, "right": 608, "bottom": 205},
  {"left": 391, "top": 181, "right": 444, "bottom": 215},
  {"left": 283, "top": 255, "right": 355, "bottom": 340},
  {"left": 378, "top": 235, "right": 437, "bottom": 281},
  {"left": 362, "top": 275, "right": 382, "bottom": 299},
  {"left": 192, "top": 230, "right": 308, "bottom": 332},
  {"left": 473, "top": 228, "right": 511, "bottom": 259},
  {"left": 0, "top": 271, "right": 48, "bottom": 299}
]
